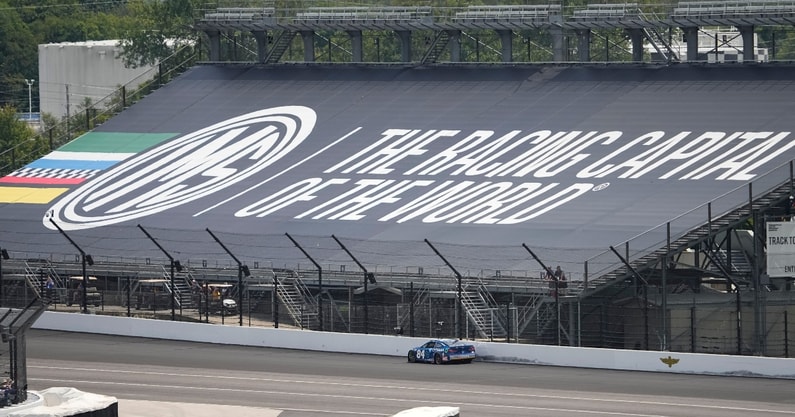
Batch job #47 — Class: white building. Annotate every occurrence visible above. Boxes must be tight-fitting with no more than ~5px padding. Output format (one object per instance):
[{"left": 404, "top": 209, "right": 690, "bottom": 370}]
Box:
[{"left": 38, "top": 40, "right": 158, "bottom": 119}]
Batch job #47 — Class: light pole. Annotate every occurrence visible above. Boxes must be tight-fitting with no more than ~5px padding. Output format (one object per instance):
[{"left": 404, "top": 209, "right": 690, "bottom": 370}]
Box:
[
  {"left": 50, "top": 219, "right": 92, "bottom": 313},
  {"left": 0, "top": 248, "right": 9, "bottom": 307},
  {"left": 25, "top": 79, "right": 34, "bottom": 120},
  {"left": 138, "top": 224, "right": 182, "bottom": 321},
  {"left": 206, "top": 228, "right": 250, "bottom": 326}
]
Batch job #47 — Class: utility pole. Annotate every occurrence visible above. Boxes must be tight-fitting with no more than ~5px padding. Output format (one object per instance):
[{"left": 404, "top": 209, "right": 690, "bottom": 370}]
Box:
[
  {"left": 65, "top": 84, "right": 71, "bottom": 140},
  {"left": 25, "top": 79, "right": 35, "bottom": 120}
]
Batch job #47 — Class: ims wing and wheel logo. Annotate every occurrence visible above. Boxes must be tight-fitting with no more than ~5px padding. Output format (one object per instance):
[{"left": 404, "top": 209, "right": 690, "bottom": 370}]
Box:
[{"left": 44, "top": 106, "right": 317, "bottom": 230}]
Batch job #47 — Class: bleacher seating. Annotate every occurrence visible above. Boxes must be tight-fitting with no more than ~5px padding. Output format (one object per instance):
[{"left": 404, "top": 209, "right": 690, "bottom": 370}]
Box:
[
  {"left": 195, "top": 2, "right": 795, "bottom": 31},
  {"left": 202, "top": 7, "right": 275, "bottom": 22},
  {"left": 672, "top": 0, "right": 795, "bottom": 17},
  {"left": 572, "top": 3, "right": 640, "bottom": 20},
  {"left": 294, "top": 6, "right": 431, "bottom": 23},
  {"left": 453, "top": 5, "right": 561, "bottom": 22}
]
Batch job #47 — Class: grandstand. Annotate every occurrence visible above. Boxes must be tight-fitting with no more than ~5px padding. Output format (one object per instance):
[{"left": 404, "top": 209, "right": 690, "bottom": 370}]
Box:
[{"left": 1, "top": 2, "right": 795, "bottom": 358}]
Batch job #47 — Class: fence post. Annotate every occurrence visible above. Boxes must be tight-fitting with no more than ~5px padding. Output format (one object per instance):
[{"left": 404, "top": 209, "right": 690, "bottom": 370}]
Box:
[
  {"left": 690, "top": 306, "right": 696, "bottom": 353},
  {"left": 203, "top": 282, "right": 208, "bottom": 323},
  {"left": 785, "top": 310, "right": 789, "bottom": 358},
  {"left": 505, "top": 302, "right": 510, "bottom": 343},
  {"left": 126, "top": 276, "right": 131, "bottom": 318},
  {"left": 409, "top": 281, "right": 415, "bottom": 337},
  {"left": 273, "top": 275, "right": 279, "bottom": 328}
]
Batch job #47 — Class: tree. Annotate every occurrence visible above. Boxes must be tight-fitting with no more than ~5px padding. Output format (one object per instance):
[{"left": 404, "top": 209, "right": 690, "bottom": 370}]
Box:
[
  {"left": 118, "top": 0, "right": 201, "bottom": 68},
  {"left": 0, "top": 105, "right": 38, "bottom": 173},
  {"left": 757, "top": 26, "right": 795, "bottom": 61},
  {"left": 0, "top": 2, "right": 36, "bottom": 109}
]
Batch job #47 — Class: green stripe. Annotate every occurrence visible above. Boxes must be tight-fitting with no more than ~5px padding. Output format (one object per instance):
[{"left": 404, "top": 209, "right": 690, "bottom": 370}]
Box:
[{"left": 59, "top": 132, "right": 178, "bottom": 153}]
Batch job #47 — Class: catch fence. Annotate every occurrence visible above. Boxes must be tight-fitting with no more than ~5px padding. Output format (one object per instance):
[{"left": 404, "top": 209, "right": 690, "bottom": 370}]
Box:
[{"left": 1, "top": 220, "right": 794, "bottom": 357}]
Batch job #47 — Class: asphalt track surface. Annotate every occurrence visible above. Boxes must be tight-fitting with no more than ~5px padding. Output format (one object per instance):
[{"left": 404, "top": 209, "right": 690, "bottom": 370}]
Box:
[{"left": 25, "top": 329, "right": 795, "bottom": 417}]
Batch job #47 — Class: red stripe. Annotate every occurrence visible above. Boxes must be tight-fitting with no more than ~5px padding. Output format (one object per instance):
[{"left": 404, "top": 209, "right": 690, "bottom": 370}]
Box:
[{"left": 0, "top": 176, "right": 85, "bottom": 185}]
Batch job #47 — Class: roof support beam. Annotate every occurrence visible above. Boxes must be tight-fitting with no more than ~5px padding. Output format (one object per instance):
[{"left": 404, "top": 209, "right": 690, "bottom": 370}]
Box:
[
  {"left": 577, "top": 29, "right": 591, "bottom": 62},
  {"left": 397, "top": 31, "right": 412, "bottom": 63},
  {"left": 206, "top": 30, "right": 221, "bottom": 61},
  {"left": 740, "top": 25, "right": 755, "bottom": 62},
  {"left": 684, "top": 27, "right": 699, "bottom": 62},
  {"left": 348, "top": 30, "right": 363, "bottom": 63},
  {"left": 252, "top": 30, "right": 268, "bottom": 63},
  {"left": 300, "top": 30, "right": 315, "bottom": 62},
  {"left": 497, "top": 29, "right": 513, "bottom": 63}
]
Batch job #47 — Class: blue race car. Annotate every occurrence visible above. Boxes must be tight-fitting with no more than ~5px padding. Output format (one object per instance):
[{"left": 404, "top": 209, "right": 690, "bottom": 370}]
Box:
[{"left": 407, "top": 339, "right": 476, "bottom": 364}]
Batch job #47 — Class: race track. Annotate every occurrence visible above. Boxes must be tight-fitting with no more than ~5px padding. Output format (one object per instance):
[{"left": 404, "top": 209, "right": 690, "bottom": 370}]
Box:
[{"left": 25, "top": 330, "right": 795, "bottom": 417}]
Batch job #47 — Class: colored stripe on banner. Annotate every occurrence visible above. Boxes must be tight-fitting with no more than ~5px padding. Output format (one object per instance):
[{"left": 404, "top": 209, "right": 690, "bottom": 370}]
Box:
[
  {"left": 27, "top": 159, "right": 118, "bottom": 170},
  {"left": 0, "top": 187, "right": 69, "bottom": 204},
  {"left": 44, "top": 151, "right": 137, "bottom": 161},
  {"left": 0, "top": 176, "right": 85, "bottom": 185},
  {"left": 0, "top": 131, "right": 177, "bottom": 196},
  {"left": 59, "top": 132, "right": 177, "bottom": 153}
]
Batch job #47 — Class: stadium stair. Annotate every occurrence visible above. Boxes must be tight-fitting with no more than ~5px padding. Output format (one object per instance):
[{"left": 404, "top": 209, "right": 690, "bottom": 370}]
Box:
[
  {"left": 641, "top": 12, "right": 680, "bottom": 62},
  {"left": 421, "top": 30, "right": 451, "bottom": 64},
  {"left": 461, "top": 280, "right": 507, "bottom": 339},
  {"left": 264, "top": 31, "right": 297, "bottom": 64},
  {"left": 581, "top": 180, "right": 793, "bottom": 296},
  {"left": 275, "top": 270, "right": 319, "bottom": 329}
]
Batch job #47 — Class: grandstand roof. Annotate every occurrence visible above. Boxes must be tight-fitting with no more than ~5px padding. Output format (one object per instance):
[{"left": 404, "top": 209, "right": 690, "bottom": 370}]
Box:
[{"left": 1, "top": 64, "right": 794, "bottom": 277}]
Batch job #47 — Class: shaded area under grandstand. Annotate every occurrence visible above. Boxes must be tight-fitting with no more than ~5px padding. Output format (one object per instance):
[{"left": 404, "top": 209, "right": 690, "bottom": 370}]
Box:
[{"left": 1, "top": 64, "right": 794, "bottom": 277}]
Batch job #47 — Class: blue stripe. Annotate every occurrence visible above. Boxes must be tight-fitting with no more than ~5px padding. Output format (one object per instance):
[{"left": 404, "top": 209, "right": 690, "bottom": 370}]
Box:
[{"left": 27, "top": 159, "right": 118, "bottom": 170}]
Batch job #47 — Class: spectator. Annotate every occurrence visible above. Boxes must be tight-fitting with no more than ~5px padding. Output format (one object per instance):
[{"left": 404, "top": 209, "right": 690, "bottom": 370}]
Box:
[
  {"left": 44, "top": 276, "right": 56, "bottom": 301},
  {"left": 73, "top": 282, "right": 84, "bottom": 306},
  {"left": 0, "top": 378, "right": 15, "bottom": 407},
  {"left": 545, "top": 267, "right": 556, "bottom": 297},
  {"left": 555, "top": 266, "right": 568, "bottom": 296}
]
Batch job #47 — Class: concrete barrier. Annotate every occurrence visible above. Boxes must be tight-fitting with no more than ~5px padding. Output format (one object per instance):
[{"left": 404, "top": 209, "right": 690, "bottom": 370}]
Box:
[{"left": 34, "top": 312, "right": 795, "bottom": 379}]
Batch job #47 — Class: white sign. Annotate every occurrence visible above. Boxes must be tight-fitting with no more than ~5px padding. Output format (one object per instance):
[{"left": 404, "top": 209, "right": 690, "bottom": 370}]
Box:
[{"left": 766, "top": 221, "right": 795, "bottom": 277}]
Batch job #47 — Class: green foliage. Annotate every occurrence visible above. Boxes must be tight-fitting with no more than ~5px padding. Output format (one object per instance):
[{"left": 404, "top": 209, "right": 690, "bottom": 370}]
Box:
[
  {"left": 757, "top": 26, "right": 795, "bottom": 61},
  {"left": 0, "top": 105, "right": 32, "bottom": 149},
  {"left": 0, "top": 3, "right": 36, "bottom": 109},
  {"left": 589, "top": 29, "right": 636, "bottom": 63},
  {"left": 0, "top": 104, "right": 39, "bottom": 172},
  {"left": 118, "top": 0, "right": 202, "bottom": 68},
  {"left": 29, "top": 10, "right": 130, "bottom": 43}
]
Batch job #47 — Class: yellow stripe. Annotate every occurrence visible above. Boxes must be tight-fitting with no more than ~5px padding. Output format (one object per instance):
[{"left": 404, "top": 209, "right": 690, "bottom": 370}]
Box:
[{"left": 0, "top": 187, "right": 68, "bottom": 204}]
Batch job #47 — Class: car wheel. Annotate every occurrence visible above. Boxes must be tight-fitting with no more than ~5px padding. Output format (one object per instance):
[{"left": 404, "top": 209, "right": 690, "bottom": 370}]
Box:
[
  {"left": 434, "top": 353, "right": 443, "bottom": 365},
  {"left": 408, "top": 351, "right": 416, "bottom": 363}
]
